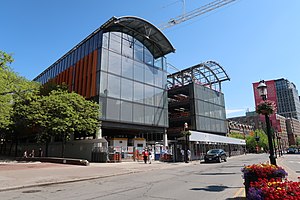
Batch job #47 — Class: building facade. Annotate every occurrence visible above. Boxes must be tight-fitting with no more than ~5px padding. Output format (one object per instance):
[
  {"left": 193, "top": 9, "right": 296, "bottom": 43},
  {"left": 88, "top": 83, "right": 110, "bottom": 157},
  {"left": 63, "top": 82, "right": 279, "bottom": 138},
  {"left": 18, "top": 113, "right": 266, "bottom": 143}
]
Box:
[
  {"left": 253, "top": 78, "right": 300, "bottom": 120},
  {"left": 31, "top": 16, "right": 246, "bottom": 161},
  {"left": 286, "top": 118, "right": 300, "bottom": 146},
  {"left": 167, "top": 61, "right": 230, "bottom": 139},
  {"left": 33, "top": 16, "right": 175, "bottom": 158}
]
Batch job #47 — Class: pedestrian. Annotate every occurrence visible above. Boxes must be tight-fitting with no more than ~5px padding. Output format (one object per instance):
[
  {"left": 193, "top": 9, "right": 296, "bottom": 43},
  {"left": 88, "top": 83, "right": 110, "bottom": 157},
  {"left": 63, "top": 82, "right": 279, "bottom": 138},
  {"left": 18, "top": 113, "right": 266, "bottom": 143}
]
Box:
[
  {"left": 39, "top": 148, "right": 43, "bottom": 157},
  {"left": 23, "top": 150, "right": 28, "bottom": 158},
  {"left": 148, "top": 149, "right": 153, "bottom": 164},
  {"left": 187, "top": 149, "right": 191, "bottom": 161},
  {"left": 30, "top": 149, "right": 35, "bottom": 157},
  {"left": 142, "top": 149, "right": 149, "bottom": 164},
  {"left": 181, "top": 149, "right": 184, "bottom": 162}
]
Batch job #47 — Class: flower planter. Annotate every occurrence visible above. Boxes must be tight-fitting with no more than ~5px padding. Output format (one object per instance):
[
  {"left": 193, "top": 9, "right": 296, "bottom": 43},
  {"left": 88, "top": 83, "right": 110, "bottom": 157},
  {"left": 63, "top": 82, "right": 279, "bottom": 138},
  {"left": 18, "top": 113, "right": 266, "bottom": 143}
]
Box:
[
  {"left": 242, "top": 164, "right": 287, "bottom": 198},
  {"left": 244, "top": 175, "right": 258, "bottom": 198}
]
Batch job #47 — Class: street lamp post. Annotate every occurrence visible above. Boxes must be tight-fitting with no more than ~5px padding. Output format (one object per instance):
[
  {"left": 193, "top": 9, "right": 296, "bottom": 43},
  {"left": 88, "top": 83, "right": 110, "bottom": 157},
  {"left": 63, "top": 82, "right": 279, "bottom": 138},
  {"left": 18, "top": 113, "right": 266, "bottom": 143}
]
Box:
[
  {"left": 184, "top": 122, "right": 189, "bottom": 163},
  {"left": 257, "top": 80, "right": 277, "bottom": 165}
]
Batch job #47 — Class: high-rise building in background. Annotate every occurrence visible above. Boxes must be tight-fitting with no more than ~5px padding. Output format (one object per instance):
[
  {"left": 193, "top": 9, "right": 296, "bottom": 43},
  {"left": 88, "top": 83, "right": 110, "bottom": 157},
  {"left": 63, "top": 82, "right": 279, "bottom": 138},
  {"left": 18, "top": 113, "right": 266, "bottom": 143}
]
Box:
[
  {"left": 253, "top": 78, "right": 300, "bottom": 120},
  {"left": 275, "top": 79, "right": 300, "bottom": 120},
  {"left": 253, "top": 78, "right": 300, "bottom": 146}
]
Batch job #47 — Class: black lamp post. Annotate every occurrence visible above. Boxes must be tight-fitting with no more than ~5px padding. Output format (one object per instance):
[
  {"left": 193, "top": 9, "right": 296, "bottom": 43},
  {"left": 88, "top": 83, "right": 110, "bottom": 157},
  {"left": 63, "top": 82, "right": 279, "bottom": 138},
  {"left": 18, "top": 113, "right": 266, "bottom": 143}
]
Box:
[
  {"left": 255, "top": 131, "right": 260, "bottom": 153},
  {"left": 184, "top": 122, "right": 189, "bottom": 163},
  {"left": 257, "top": 80, "right": 276, "bottom": 165}
]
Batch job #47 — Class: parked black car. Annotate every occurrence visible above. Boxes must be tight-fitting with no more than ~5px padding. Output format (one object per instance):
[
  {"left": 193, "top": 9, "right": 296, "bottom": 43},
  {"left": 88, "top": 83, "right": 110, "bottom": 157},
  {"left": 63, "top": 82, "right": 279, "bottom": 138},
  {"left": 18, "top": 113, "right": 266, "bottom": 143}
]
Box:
[
  {"left": 204, "top": 149, "right": 227, "bottom": 163},
  {"left": 287, "top": 147, "right": 297, "bottom": 154}
]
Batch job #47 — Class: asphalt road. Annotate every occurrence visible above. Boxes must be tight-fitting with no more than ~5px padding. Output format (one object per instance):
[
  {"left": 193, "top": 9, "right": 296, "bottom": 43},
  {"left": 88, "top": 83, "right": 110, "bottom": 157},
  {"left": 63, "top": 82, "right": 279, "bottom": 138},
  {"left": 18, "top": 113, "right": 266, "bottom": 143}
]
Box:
[
  {"left": 278, "top": 154, "right": 300, "bottom": 182},
  {"left": 1, "top": 154, "right": 271, "bottom": 200}
]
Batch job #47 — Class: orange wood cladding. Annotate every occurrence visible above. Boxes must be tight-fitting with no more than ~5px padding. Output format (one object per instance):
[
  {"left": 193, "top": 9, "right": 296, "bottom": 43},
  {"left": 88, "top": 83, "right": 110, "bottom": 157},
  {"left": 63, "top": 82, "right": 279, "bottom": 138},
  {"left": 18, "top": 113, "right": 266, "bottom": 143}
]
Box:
[
  {"left": 52, "top": 50, "right": 98, "bottom": 98},
  {"left": 91, "top": 50, "right": 97, "bottom": 97}
]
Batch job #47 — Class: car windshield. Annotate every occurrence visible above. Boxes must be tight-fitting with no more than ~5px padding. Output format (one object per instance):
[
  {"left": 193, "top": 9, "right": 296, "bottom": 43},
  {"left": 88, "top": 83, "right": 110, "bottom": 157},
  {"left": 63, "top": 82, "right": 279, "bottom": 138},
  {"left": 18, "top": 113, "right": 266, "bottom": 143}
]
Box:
[{"left": 207, "top": 149, "right": 221, "bottom": 154}]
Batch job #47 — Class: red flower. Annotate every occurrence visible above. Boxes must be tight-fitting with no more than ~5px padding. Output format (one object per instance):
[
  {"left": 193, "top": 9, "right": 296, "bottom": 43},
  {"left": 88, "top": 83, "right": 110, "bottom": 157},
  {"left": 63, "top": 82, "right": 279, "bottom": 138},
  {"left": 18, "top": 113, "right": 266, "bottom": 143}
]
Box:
[{"left": 256, "top": 100, "right": 277, "bottom": 115}]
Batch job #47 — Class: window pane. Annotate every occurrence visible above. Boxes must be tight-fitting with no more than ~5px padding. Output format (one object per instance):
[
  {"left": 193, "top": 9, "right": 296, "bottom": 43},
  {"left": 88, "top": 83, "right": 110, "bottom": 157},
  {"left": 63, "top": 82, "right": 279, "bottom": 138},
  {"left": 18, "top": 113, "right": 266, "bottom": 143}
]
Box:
[
  {"left": 154, "top": 69, "right": 163, "bottom": 88},
  {"left": 144, "top": 84, "right": 154, "bottom": 106},
  {"left": 122, "top": 37, "right": 133, "bottom": 58},
  {"left": 100, "top": 72, "right": 108, "bottom": 96},
  {"left": 144, "top": 47, "right": 153, "bottom": 66},
  {"left": 120, "top": 101, "right": 133, "bottom": 123},
  {"left": 144, "top": 65, "right": 154, "bottom": 85},
  {"left": 109, "top": 32, "right": 121, "bottom": 53},
  {"left": 133, "top": 103, "right": 144, "bottom": 124},
  {"left": 134, "top": 61, "right": 144, "bottom": 82},
  {"left": 154, "top": 107, "right": 162, "bottom": 126},
  {"left": 106, "top": 98, "right": 120, "bottom": 121},
  {"left": 122, "top": 57, "right": 133, "bottom": 79},
  {"left": 121, "top": 78, "right": 133, "bottom": 101},
  {"left": 108, "top": 51, "right": 121, "bottom": 75},
  {"left": 133, "top": 82, "right": 144, "bottom": 103},
  {"left": 107, "top": 74, "right": 120, "bottom": 99},
  {"left": 134, "top": 40, "right": 143, "bottom": 62},
  {"left": 101, "top": 48, "right": 108, "bottom": 72},
  {"left": 145, "top": 106, "right": 154, "bottom": 125},
  {"left": 154, "top": 88, "right": 163, "bottom": 107},
  {"left": 154, "top": 57, "right": 162, "bottom": 69}
]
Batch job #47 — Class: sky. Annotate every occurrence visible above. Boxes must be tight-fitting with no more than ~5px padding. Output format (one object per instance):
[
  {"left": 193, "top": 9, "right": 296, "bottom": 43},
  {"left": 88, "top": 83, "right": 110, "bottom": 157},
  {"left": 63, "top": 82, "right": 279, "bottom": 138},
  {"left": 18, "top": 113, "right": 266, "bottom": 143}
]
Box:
[{"left": 2, "top": 0, "right": 300, "bottom": 118}]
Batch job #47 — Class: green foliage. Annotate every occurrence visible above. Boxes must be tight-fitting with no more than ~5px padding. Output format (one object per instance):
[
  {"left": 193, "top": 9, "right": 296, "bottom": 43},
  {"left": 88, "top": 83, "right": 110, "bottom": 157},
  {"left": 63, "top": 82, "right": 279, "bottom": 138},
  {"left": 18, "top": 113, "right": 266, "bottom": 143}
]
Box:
[
  {"left": 40, "top": 81, "right": 68, "bottom": 96},
  {"left": 228, "top": 132, "right": 245, "bottom": 139},
  {"left": 0, "top": 51, "right": 13, "bottom": 70},
  {"left": 256, "top": 100, "right": 276, "bottom": 115},
  {"left": 15, "top": 88, "right": 100, "bottom": 156},
  {"left": 246, "top": 129, "right": 268, "bottom": 153},
  {"left": 0, "top": 51, "right": 39, "bottom": 131},
  {"left": 181, "top": 130, "right": 191, "bottom": 136}
]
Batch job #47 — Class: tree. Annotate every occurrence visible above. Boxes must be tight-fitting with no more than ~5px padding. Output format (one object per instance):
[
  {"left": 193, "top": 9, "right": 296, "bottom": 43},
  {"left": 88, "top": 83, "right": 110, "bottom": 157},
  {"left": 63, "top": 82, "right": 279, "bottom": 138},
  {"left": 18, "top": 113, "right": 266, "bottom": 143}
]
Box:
[
  {"left": 228, "top": 132, "right": 245, "bottom": 139},
  {"left": 0, "top": 51, "right": 15, "bottom": 131},
  {"left": 246, "top": 129, "right": 268, "bottom": 153},
  {"left": 0, "top": 51, "right": 39, "bottom": 155},
  {"left": 26, "top": 89, "right": 100, "bottom": 157}
]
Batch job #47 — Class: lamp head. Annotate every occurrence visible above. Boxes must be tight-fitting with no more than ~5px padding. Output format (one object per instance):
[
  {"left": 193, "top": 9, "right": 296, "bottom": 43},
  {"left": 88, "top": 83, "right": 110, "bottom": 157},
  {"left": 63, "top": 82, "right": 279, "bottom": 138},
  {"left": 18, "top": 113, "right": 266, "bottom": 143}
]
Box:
[{"left": 257, "top": 80, "right": 267, "bottom": 99}]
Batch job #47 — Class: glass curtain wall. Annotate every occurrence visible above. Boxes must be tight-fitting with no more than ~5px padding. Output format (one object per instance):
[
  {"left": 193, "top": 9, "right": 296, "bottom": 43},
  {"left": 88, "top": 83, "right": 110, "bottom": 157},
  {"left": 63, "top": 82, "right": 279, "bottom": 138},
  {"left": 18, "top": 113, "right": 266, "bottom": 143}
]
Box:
[
  {"left": 99, "top": 31, "right": 168, "bottom": 127},
  {"left": 194, "top": 83, "right": 227, "bottom": 133}
]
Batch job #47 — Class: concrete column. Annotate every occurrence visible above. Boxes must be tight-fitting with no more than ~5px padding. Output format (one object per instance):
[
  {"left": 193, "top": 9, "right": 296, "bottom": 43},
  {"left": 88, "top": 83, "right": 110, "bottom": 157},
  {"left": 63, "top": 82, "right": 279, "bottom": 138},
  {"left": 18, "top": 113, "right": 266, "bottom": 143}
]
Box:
[
  {"left": 163, "top": 129, "right": 168, "bottom": 148},
  {"left": 95, "top": 124, "right": 103, "bottom": 148},
  {"left": 96, "top": 125, "right": 102, "bottom": 139}
]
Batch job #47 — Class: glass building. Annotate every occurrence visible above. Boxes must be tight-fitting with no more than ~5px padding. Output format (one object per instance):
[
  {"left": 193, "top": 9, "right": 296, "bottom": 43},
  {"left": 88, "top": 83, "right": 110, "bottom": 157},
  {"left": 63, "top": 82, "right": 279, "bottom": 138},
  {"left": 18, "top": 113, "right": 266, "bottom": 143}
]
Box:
[
  {"left": 167, "top": 61, "right": 230, "bottom": 139},
  {"left": 275, "top": 78, "right": 300, "bottom": 120},
  {"left": 34, "top": 16, "right": 175, "bottom": 142}
]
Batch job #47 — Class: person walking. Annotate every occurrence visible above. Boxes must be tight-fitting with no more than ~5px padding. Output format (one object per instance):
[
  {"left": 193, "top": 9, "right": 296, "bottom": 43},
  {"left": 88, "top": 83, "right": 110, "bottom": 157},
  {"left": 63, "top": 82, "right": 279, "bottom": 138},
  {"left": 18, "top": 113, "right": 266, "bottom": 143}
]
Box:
[
  {"left": 142, "top": 149, "right": 149, "bottom": 164},
  {"left": 148, "top": 149, "right": 153, "bottom": 164}
]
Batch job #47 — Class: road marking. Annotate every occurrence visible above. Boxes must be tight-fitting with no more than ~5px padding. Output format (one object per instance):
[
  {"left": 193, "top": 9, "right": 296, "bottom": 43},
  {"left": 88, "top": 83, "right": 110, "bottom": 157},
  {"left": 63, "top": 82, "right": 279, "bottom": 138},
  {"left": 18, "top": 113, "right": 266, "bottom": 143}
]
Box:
[{"left": 233, "top": 187, "right": 245, "bottom": 198}]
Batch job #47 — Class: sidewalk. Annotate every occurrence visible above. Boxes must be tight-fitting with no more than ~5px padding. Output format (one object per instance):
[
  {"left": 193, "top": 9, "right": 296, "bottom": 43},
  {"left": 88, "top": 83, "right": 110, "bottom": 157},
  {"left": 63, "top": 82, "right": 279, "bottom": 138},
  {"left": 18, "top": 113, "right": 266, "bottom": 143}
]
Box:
[{"left": 0, "top": 159, "right": 193, "bottom": 192}]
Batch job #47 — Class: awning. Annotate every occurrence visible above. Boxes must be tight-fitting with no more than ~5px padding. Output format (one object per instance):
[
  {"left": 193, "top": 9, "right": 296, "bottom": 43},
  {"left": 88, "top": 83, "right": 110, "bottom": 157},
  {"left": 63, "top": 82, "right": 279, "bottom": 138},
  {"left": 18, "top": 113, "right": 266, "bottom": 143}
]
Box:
[{"left": 189, "top": 130, "right": 246, "bottom": 145}]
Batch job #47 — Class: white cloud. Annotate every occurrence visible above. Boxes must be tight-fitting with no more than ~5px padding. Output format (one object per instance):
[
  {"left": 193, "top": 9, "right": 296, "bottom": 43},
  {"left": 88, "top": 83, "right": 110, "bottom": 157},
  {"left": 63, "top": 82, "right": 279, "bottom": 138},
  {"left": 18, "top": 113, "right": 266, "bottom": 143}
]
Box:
[{"left": 226, "top": 109, "right": 246, "bottom": 115}]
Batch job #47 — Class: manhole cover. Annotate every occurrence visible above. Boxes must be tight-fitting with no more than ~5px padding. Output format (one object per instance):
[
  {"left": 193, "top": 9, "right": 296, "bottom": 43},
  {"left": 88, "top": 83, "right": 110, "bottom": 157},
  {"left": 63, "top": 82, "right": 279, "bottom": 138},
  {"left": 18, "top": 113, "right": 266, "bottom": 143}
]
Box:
[{"left": 22, "top": 189, "right": 41, "bottom": 193}]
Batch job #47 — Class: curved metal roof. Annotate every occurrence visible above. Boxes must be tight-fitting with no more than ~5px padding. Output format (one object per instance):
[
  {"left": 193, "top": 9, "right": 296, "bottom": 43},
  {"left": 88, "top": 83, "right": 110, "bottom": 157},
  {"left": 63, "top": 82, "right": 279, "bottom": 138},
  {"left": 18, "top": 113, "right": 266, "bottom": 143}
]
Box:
[
  {"left": 167, "top": 60, "right": 230, "bottom": 92},
  {"left": 101, "top": 16, "right": 175, "bottom": 59}
]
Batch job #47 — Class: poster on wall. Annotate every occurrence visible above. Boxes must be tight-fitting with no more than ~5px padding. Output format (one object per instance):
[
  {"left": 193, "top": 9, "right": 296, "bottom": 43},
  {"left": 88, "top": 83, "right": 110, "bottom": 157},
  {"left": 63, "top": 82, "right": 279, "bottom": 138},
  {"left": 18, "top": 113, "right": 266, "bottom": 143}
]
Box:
[
  {"left": 114, "top": 146, "right": 122, "bottom": 152},
  {"left": 127, "top": 146, "right": 133, "bottom": 153}
]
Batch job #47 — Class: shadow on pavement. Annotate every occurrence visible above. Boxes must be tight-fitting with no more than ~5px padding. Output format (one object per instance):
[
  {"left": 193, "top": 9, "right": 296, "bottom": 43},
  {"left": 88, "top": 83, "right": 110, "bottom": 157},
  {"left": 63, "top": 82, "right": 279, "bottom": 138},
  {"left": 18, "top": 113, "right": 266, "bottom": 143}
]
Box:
[
  {"left": 190, "top": 185, "right": 241, "bottom": 192},
  {"left": 197, "top": 172, "right": 238, "bottom": 175}
]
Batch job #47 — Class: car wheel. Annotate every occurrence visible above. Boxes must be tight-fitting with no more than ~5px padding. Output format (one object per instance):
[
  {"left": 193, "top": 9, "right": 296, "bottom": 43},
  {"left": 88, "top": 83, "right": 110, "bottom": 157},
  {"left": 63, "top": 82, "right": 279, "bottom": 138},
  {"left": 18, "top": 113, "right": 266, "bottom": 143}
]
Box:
[
  {"left": 218, "top": 157, "right": 222, "bottom": 163},
  {"left": 224, "top": 157, "right": 227, "bottom": 162}
]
